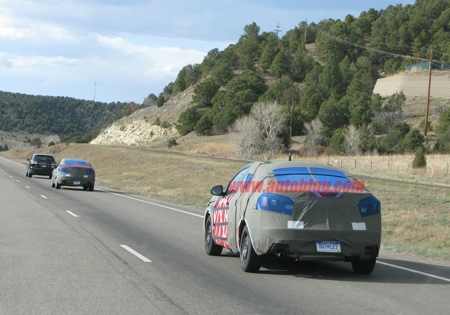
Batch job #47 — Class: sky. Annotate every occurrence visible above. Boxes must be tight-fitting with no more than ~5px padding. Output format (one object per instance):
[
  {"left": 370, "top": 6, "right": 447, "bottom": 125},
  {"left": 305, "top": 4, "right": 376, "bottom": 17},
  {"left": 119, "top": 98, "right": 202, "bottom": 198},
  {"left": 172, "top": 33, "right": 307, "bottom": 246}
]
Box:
[{"left": 0, "top": 0, "right": 416, "bottom": 104}]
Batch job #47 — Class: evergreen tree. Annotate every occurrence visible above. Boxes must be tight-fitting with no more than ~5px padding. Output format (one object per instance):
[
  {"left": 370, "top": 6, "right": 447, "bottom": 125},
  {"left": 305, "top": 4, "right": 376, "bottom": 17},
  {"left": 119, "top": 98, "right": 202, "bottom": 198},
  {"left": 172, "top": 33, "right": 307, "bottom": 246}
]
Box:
[
  {"left": 412, "top": 146, "right": 427, "bottom": 169},
  {"left": 269, "top": 50, "right": 290, "bottom": 78}
]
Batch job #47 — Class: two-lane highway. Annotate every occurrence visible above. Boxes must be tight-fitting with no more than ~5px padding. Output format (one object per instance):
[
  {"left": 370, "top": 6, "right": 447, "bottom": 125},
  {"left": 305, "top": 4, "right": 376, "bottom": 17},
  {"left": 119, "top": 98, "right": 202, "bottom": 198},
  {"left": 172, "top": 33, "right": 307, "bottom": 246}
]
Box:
[{"left": 1, "top": 156, "right": 449, "bottom": 314}]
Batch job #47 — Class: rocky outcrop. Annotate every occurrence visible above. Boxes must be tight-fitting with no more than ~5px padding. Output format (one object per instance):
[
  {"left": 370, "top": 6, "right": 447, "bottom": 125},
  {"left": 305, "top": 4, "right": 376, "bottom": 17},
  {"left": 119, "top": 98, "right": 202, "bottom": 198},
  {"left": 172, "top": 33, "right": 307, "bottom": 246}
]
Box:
[
  {"left": 90, "top": 119, "right": 178, "bottom": 146},
  {"left": 91, "top": 86, "right": 195, "bottom": 146}
]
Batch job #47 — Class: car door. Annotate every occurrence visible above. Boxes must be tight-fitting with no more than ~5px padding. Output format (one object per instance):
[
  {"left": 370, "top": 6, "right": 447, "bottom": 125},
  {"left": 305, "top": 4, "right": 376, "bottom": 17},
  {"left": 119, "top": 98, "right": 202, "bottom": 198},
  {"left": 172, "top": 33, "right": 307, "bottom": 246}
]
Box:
[{"left": 212, "top": 164, "right": 252, "bottom": 251}]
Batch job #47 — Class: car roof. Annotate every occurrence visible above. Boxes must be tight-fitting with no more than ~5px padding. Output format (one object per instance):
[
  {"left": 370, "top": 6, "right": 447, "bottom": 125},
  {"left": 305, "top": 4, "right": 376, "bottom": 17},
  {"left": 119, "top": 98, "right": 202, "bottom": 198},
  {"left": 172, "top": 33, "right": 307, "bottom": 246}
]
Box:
[{"left": 33, "top": 153, "right": 54, "bottom": 157}]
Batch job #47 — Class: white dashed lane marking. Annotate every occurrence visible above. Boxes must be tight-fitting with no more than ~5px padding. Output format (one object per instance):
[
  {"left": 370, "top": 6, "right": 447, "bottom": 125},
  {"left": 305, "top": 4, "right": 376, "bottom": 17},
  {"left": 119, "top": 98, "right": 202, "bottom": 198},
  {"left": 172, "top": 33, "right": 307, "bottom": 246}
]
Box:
[
  {"left": 120, "top": 245, "right": 152, "bottom": 262},
  {"left": 66, "top": 211, "right": 79, "bottom": 218}
]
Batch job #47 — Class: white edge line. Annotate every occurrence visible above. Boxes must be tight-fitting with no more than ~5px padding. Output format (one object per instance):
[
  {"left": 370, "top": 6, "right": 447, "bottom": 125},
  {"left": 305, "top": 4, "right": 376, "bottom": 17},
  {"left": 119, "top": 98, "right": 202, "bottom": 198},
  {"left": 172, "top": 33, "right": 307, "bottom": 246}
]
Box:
[
  {"left": 377, "top": 261, "right": 450, "bottom": 283},
  {"left": 96, "top": 188, "right": 202, "bottom": 218},
  {"left": 40, "top": 195, "right": 48, "bottom": 199},
  {"left": 120, "top": 245, "right": 152, "bottom": 262},
  {"left": 66, "top": 211, "right": 79, "bottom": 218}
]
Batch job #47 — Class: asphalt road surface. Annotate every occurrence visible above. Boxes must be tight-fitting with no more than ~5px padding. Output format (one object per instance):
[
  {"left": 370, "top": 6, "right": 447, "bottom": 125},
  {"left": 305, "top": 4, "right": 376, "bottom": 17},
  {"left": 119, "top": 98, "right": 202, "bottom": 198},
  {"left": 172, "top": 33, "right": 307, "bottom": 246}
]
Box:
[{"left": 1, "top": 156, "right": 449, "bottom": 314}]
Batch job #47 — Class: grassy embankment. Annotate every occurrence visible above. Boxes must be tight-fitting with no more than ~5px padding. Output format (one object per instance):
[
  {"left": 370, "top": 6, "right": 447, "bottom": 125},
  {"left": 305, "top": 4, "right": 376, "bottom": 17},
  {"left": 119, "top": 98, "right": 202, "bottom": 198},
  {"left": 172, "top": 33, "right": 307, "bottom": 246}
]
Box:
[{"left": 2, "top": 142, "right": 449, "bottom": 263}]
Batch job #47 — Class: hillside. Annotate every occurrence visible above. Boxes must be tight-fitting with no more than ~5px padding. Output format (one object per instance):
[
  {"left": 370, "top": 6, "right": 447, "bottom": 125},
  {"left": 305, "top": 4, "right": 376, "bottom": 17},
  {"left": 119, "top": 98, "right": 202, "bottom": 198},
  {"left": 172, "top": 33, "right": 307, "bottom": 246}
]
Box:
[{"left": 89, "top": 69, "right": 450, "bottom": 156}]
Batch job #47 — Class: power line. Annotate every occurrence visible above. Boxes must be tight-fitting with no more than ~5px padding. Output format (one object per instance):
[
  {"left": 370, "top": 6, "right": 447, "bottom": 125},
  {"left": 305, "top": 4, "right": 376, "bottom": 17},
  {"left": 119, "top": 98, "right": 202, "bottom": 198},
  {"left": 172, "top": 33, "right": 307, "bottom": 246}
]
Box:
[{"left": 307, "top": 23, "right": 450, "bottom": 67}]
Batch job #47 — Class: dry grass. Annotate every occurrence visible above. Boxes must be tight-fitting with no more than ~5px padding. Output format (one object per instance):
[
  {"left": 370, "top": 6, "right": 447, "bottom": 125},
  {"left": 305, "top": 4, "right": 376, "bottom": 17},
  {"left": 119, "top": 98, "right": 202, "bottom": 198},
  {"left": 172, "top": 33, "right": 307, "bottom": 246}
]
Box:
[
  {"left": 363, "top": 179, "right": 449, "bottom": 261},
  {"left": 2, "top": 142, "right": 449, "bottom": 263}
]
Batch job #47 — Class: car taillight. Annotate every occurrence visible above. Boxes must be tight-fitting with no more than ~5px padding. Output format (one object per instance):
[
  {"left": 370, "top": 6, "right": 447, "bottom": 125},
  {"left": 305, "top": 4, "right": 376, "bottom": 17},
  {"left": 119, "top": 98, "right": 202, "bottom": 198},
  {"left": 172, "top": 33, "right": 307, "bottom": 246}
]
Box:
[
  {"left": 358, "top": 196, "right": 381, "bottom": 217},
  {"left": 257, "top": 193, "right": 294, "bottom": 215},
  {"left": 58, "top": 167, "right": 69, "bottom": 172},
  {"left": 86, "top": 168, "right": 95, "bottom": 174},
  {"left": 30, "top": 159, "right": 38, "bottom": 165}
]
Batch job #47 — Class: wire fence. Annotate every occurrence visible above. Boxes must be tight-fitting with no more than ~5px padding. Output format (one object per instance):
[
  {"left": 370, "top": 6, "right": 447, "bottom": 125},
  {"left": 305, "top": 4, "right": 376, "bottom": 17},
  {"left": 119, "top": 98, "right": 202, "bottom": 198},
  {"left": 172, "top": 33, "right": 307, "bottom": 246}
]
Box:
[{"left": 290, "top": 154, "right": 450, "bottom": 185}]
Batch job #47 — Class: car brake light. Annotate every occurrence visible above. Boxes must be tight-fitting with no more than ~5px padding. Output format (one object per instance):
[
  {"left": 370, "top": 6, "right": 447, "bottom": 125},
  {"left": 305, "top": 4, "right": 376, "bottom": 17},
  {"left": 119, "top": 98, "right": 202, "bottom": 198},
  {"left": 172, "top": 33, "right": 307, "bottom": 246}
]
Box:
[
  {"left": 86, "top": 168, "right": 95, "bottom": 174},
  {"left": 358, "top": 196, "right": 381, "bottom": 217},
  {"left": 30, "top": 159, "right": 38, "bottom": 165},
  {"left": 58, "top": 167, "right": 69, "bottom": 172},
  {"left": 257, "top": 193, "right": 294, "bottom": 215}
]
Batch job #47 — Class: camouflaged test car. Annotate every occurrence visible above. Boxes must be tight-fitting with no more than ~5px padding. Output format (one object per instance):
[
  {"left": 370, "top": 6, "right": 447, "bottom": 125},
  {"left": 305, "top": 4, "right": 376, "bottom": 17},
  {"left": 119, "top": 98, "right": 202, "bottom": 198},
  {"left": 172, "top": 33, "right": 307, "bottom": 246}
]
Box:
[{"left": 204, "top": 161, "right": 381, "bottom": 274}]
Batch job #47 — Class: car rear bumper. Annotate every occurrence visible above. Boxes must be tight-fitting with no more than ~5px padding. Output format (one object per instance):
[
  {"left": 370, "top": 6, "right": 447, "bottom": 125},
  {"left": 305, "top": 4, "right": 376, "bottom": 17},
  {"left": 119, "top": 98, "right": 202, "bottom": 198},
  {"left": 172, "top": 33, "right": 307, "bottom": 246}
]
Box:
[
  {"left": 256, "top": 229, "right": 380, "bottom": 260},
  {"left": 59, "top": 177, "right": 95, "bottom": 187},
  {"left": 29, "top": 167, "right": 54, "bottom": 176}
]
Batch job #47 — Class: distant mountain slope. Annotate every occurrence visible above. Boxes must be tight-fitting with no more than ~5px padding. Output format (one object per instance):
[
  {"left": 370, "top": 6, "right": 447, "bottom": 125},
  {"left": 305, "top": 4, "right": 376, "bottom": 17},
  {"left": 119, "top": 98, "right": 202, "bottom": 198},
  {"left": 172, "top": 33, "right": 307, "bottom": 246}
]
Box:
[{"left": 0, "top": 91, "right": 127, "bottom": 139}]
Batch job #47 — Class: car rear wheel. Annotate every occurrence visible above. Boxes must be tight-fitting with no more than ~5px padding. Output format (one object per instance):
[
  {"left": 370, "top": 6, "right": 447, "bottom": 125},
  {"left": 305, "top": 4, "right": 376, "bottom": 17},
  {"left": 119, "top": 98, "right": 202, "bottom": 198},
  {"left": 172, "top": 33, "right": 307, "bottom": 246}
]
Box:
[
  {"left": 48, "top": 175, "right": 52, "bottom": 179},
  {"left": 205, "top": 215, "right": 222, "bottom": 256},
  {"left": 240, "top": 226, "right": 261, "bottom": 272},
  {"left": 351, "top": 258, "right": 376, "bottom": 274},
  {"left": 83, "top": 185, "right": 88, "bottom": 191},
  {"left": 89, "top": 184, "right": 94, "bottom": 191},
  {"left": 56, "top": 182, "right": 61, "bottom": 189},
  {"left": 51, "top": 180, "right": 55, "bottom": 188}
]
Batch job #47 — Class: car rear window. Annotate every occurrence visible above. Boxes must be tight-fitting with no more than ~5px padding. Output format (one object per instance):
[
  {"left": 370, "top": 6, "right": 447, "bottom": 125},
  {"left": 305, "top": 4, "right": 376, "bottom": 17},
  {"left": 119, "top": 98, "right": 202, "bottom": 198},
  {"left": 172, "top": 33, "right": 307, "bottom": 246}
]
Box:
[
  {"left": 64, "top": 160, "right": 91, "bottom": 167},
  {"left": 35, "top": 155, "right": 55, "bottom": 163}
]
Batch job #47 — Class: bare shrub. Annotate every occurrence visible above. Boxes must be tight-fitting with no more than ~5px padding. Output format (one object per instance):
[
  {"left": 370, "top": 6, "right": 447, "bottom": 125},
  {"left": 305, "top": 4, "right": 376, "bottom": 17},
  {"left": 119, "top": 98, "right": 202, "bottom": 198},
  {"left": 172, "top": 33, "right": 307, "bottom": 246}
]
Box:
[
  {"left": 345, "top": 125, "right": 361, "bottom": 155},
  {"left": 252, "top": 101, "right": 286, "bottom": 160},
  {"left": 229, "top": 116, "right": 261, "bottom": 160},
  {"left": 304, "top": 119, "right": 323, "bottom": 157}
]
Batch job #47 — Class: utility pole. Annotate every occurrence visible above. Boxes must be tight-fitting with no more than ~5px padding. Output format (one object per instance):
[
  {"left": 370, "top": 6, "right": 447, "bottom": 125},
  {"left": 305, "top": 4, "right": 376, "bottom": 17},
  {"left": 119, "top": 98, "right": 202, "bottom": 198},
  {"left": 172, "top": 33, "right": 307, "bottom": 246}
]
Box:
[
  {"left": 304, "top": 19, "right": 307, "bottom": 49},
  {"left": 274, "top": 22, "right": 282, "bottom": 38},
  {"left": 93, "top": 81, "right": 97, "bottom": 103},
  {"left": 424, "top": 49, "right": 432, "bottom": 136}
]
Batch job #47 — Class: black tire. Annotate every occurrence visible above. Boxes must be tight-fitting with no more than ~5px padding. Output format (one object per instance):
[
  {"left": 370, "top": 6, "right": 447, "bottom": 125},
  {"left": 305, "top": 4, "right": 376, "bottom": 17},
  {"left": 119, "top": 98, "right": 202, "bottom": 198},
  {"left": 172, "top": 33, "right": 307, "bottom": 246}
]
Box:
[
  {"left": 351, "top": 258, "right": 376, "bottom": 274},
  {"left": 56, "top": 183, "right": 61, "bottom": 189},
  {"left": 89, "top": 184, "right": 94, "bottom": 191},
  {"left": 205, "top": 215, "right": 222, "bottom": 256},
  {"left": 51, "top": 180, "right": 55, "bottom": 188},
  {"left": 83, "top": 185, "right": 88, "bottom": 191},
  {"left": 240, "top": 226, "right": 261, "bottom": 272},
  {"left": 48, "top": 175, "right": 52, "bottom": 179}
]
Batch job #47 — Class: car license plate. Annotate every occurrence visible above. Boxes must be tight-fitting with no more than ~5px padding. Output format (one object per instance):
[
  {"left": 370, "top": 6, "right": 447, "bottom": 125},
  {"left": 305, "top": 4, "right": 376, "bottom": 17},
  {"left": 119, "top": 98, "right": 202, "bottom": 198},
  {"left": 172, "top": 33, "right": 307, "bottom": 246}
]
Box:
[
  {"left": 316, "top": 241, "right": 341, "bottom": 253},
  {"left": 41, "top": 164, "right": 47, "bottom": 168},
  {"left": 73, "top": 181, "right": 80, "bottom": 185}
]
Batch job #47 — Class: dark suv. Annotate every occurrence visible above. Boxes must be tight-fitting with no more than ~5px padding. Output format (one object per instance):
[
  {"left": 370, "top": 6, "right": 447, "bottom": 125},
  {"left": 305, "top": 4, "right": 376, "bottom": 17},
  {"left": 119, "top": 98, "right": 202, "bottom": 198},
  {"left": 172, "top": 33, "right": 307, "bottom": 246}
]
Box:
[{"left": 26, "top": 154, "right": 57, "bottom": 178}]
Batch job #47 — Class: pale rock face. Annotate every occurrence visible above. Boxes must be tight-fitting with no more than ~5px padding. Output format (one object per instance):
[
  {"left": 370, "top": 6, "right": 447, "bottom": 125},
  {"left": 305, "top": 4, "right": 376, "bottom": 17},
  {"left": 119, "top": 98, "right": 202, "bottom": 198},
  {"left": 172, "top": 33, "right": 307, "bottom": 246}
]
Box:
[
  {"left": 90, "top": 119, "right": 178, "bottom": 146},
  {"left": 91, "top": 85, "right": 194, "bottom": 146}
]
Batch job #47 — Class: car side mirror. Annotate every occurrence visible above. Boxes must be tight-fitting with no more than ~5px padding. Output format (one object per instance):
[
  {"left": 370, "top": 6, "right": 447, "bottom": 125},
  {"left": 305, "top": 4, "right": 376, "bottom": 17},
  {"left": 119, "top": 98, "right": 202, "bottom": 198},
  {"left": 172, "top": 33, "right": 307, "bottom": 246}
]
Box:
[{"left": 210, "top": 185, "right": 225, "bottom": 196}]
